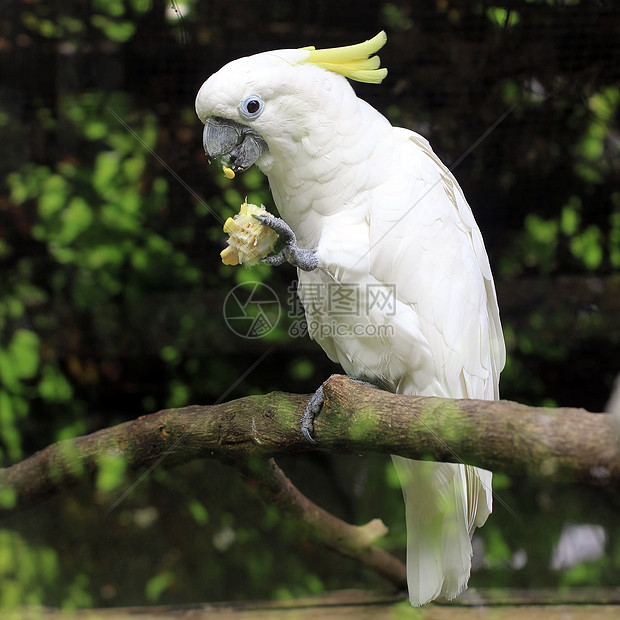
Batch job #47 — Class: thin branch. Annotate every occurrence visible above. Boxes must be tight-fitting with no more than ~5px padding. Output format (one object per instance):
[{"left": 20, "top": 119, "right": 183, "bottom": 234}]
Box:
[{"left": 236, "top": 457, "right": 407, "bottom": 588}]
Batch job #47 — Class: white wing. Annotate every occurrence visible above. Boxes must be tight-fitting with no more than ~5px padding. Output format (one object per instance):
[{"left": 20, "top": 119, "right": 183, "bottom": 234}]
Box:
[
  {"left": 368, "top": 128, "right": 504, "bottom": 400},
  {"left": 367, "top": 128, "right": 505, "bottom": 605}
]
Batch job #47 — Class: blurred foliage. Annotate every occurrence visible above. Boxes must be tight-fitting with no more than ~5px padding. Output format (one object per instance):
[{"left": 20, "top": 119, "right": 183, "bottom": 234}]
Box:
[{"left": 0, "top": 0, "right": 619, "bottom": 610}]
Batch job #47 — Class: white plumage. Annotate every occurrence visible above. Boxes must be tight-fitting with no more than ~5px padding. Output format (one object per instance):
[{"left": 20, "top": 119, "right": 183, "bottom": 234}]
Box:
[{"left": 196, "top": 32, "right": 505, "bottom": 605}]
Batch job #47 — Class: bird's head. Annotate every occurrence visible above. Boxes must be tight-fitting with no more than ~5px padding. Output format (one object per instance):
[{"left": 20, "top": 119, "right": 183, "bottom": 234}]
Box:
[{"left": 195, "top": 32, "right": 388, "bottom": 177}]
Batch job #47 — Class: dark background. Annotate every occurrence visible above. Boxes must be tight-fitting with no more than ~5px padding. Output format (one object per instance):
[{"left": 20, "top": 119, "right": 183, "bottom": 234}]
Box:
[{"left": 0, "top": 0, "right": 619, "bottom": 608}]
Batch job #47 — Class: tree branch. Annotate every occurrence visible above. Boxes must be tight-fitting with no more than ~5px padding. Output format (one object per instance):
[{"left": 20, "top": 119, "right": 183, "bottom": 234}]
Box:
[
  {"left": 1, "top": 375, "right": 619, "bottom": 519},
  {"left": 236, "top": 457, "right": 407, "bottom": 588}
]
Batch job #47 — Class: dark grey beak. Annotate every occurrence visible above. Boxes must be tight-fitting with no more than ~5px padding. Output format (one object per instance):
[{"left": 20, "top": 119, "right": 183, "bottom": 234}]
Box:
[{"left": 203, "top": 117, "right": 268, "bottom": 173}]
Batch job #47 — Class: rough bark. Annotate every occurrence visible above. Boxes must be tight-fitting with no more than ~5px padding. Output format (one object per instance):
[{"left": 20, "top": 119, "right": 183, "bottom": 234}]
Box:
[{"left": 1, "top": 375, "right": 619, "bottom": 519}]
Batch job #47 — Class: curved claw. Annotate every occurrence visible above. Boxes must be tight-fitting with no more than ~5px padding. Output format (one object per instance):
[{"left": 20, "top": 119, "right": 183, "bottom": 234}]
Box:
[
  {"left": 253, "top": 214, "right": 319, "bottom": 272},
  {"left": 301, "top": 385, "right": 324, "bottom": 443},
  {"left": 252, "top": 214, "right": 295, "bottom": 243},
  {"left": 301, "top": 426, "right": 317, "bottom": 444},
  {"left": 261, "top": 251, "right": 287, "bottom": 266}
]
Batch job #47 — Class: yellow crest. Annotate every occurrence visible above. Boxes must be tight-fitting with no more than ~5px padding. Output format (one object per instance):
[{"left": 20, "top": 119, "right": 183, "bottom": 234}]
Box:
[{"left": 300, "top": 31, "right": 388, "bottom": 84}]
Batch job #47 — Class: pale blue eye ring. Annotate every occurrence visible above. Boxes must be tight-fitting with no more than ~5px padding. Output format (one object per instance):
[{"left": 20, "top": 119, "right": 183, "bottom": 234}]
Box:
[{"left": 239, "top": 95, "right": 264, "bottom": 120}]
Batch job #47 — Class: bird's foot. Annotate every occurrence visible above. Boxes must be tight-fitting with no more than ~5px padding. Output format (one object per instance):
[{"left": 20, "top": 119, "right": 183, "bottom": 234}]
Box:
[
  {"left": 301, "top": 375, "right": 381, "bottom": 443},
  {"left": 300, "top": 385, "right": 324, "bottom": 444},
  {"left": 253, "top": 215, "right": 319, "bottom": 272}
]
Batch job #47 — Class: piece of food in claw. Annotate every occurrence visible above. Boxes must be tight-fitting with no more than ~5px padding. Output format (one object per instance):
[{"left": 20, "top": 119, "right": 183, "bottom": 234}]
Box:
[
  {"left": 221, "top": 202, "right": 278, "bottom": 266},
  {"left": 222, "top": 164, "right": 235, "bottom": 179}
]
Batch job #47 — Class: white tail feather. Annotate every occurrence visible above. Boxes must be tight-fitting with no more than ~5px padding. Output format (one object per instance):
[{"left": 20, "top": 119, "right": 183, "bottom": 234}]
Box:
[{"left": 392, "top": 456, "right": 492, "bottom": 606}]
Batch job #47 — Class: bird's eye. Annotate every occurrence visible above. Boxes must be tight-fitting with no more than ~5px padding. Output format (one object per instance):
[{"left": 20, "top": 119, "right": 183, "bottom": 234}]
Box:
[{"left": 239, "top": 95, "right": 264, "bottom": 120}]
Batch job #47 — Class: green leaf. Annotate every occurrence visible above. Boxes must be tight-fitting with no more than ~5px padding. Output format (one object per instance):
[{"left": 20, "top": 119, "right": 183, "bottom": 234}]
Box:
[
  {"left": 579, "top": 124, "right": 605, "bottom": 160},
  {"left": 166, "top": 380, "right": 190, "bottom": 408},
  {"left": 38, "top": 364, "right": 73, "bottom": 402},
  {"left": 130, "top": 247, "right": 150, "bottom": 271},
  {"left": 484, "top": 526, "right": 512, "bottom": 567},
  {"left": 83, "top": 119, "right": 108, "bottom": 141},
  {"left": 610, "top": 209, "right": 620, "bottom": 268},
  {"left": 101, "top": 201, "right": 140, "bottom": 233},
  {"left": 0, "top": 351, "right": 19, "bottom": 392},
  {"left": 145, "top": 571, "right": 176, "bottom": 603},
  {"left": 0, "top": 486, "right": 16, "bottom": 510},
  {"left": 0, "top": 390, "right": 14, "bottom": 425},
  {"left": 570, "top": 225, "right": 603, "bottom": 269},
  {"left": 139, "top": 116, "right": 158, "bottom": 151},
  {"left": 83, "top": 243, "right": 125, "bottom": 269},
  {"left": 94, "top": 151, "right": 121, "bottom": 195},
  {"left": 589, "top": 86, "right": 620, "bottom": 123},
  {"left": 160, "top": 345, "right": 180, "bottom": 364},
  {"left": 91, "top": 15, "right": 136, "bottom": 42},
  {"left": 187, "top": 500, "right": 210, "bottom": 526},
  {"left": 58, "top": 15, "right": 85, "bottom": 36},
  {"left": 289, "top": 358, "right": 314, "bottom": 381},
  {"left": 6, "top": 172, "right": 29, "bottom": 205},
  {"left": 560, "top": 196, "right": 582, "bottom": 236},
  {"left": 0, "top": 390, "right": 23, "bottom": 460},
  {"left": 123, "top": 156, "right": 146, "bottom": 183},
  {"left": 8, "top": 329, "right": 41, "bottom": 380},
  {"left": 487, "top": 7, "right": 520, "bottom": 28},
  {"left": 525, "top": 213, "right": 558, "bottom": 244},
  {"left": 93, "top": 0, "right": 125, "bottom": 17},
  {"left": 38, "top": 174, "right": 69, "bottom": 219},
  {"left": 130, "top": 0, "right": 153, "bottom": 14},
  {"left": 59, "top": 196, "right": 94, "bottom": 244}
]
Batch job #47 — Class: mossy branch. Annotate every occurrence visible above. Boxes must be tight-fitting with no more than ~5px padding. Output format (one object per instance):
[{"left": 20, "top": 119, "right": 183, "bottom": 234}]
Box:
[
  {"left": 1, "top": 375, "right": 618, "bottom": 589},
  {"left": 1, "top": 375, "right": 619, "bottom": 518}
]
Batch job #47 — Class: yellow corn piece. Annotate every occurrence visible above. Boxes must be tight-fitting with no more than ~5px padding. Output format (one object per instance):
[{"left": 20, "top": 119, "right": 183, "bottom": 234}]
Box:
[
  {"left": 220, "top": 245, "right": 239, "bottom": 266},
  {"left": 221, "top": 201, "right": 278, "bottom": 267}
]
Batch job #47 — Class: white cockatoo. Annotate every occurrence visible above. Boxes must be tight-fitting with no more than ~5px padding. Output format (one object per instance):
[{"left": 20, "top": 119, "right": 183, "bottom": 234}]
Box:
[{"left": 196, "top": 32, "right": 505, "bottom": 606}]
